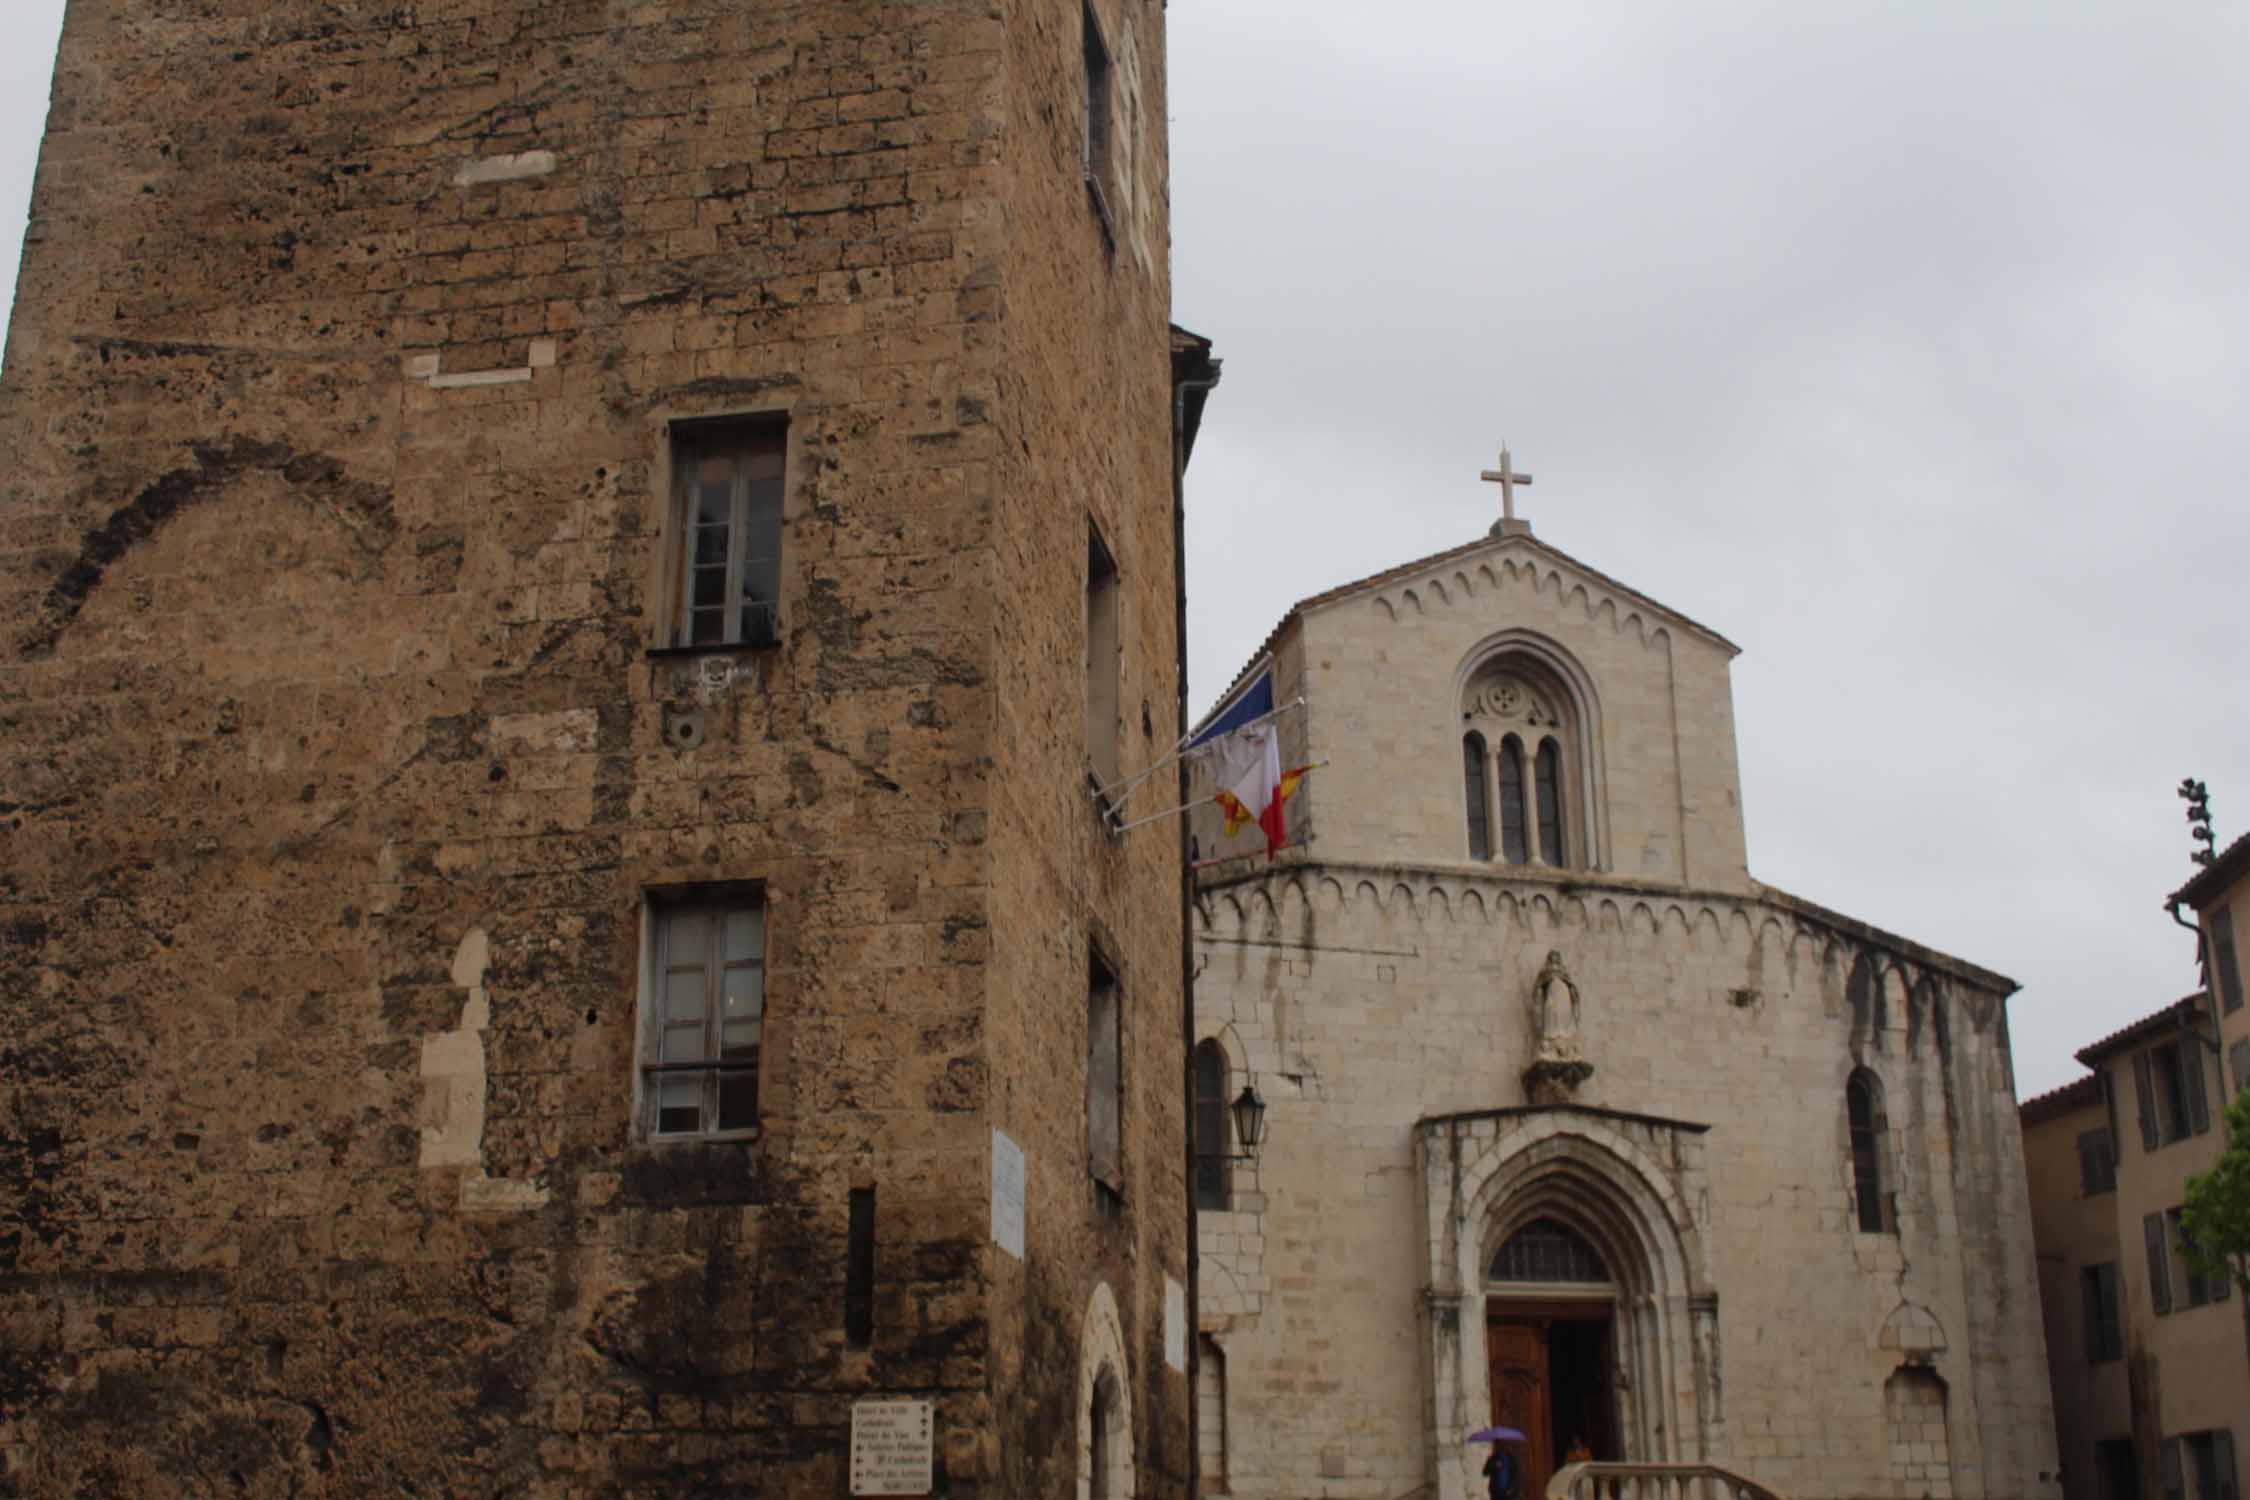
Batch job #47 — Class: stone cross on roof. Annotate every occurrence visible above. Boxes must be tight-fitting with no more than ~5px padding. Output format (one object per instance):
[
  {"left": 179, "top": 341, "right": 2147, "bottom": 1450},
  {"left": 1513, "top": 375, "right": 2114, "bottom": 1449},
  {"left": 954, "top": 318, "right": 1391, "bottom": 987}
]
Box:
[{"left": 1480, "top": 444, "right": 1534, "bottom": 536}]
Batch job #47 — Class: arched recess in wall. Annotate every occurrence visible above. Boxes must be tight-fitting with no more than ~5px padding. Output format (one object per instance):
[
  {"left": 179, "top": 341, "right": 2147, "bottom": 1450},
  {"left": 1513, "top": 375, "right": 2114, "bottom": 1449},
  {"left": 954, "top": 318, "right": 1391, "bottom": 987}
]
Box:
[
  {"left": 1076, "top": 1281, "right": 1134, "bottom": 1500},
  {"left": 1451, "top": 629, "right": 1607, "bottom": 871}
]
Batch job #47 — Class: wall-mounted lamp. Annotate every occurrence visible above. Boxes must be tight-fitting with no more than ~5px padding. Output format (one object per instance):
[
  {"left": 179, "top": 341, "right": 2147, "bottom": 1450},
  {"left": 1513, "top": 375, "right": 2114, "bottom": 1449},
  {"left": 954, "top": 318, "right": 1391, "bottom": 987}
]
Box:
[{"left": 1230, "top": 1082, "right": 1267, "bottom": 1158}]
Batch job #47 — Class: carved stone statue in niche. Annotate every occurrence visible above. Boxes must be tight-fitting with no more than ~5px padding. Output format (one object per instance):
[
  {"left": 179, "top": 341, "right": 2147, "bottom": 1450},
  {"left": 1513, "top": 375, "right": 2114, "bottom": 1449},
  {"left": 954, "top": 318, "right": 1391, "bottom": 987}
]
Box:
[{"left": 1524, "top": 949, "right": 1594, "bottom": 1102}]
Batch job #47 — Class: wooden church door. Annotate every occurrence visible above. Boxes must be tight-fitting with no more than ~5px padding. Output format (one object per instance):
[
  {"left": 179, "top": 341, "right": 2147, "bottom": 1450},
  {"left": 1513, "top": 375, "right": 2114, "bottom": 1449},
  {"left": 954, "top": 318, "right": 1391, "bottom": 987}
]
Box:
[{"left": 1488, "top": 1317, "right": 1553, "bottom": 1496}]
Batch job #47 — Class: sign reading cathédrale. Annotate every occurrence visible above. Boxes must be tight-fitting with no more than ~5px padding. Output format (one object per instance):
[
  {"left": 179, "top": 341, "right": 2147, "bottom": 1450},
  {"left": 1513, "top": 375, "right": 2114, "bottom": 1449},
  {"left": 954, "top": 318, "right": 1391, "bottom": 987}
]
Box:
[{"left": 850, "top": 1398, "right": 934, "bottom": 1497}]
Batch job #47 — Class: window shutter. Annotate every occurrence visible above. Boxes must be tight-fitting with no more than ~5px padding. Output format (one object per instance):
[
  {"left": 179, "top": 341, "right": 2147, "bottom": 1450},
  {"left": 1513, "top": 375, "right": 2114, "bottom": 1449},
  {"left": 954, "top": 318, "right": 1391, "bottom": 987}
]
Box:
[
  {"left": 2103, "top": 1068, "right": 2123, "bottom": 1163},
  {"left": 2145, "top": 1212, "right": 2173, "bottom": 1314},
  {"left": 2213, "top": 1429, "right": 2237, "bottom": 1500},
  {"left": 2161, "top": 1439, "right": 2183, "bottom": 1500},
  {"left": 2135, "top": 1051, "right": 2159, "bottom": 1152},
  {"left": 2081, "top": 1268, "right": 2103, "bottom": 1362},
  {"left": 2186, "top": 1042, "right": 2212, "bottom": 1135},
  {"left": 2216, "top": 907, "right": 2244, "bottom": 1014}
]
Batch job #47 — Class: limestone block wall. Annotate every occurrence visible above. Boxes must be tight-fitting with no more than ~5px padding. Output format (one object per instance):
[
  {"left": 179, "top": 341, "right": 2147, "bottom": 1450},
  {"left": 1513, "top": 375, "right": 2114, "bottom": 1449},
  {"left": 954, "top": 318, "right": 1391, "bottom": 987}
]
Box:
[
  {"left": 1286, "top": 539, "right": 1753, "bottom": 889},
  {"left": 1192, "top": 866, "right": 2059, "bottom": 1500},
  {"left": 0, "top": 1, "right": 1188, "bottom": 1494}
]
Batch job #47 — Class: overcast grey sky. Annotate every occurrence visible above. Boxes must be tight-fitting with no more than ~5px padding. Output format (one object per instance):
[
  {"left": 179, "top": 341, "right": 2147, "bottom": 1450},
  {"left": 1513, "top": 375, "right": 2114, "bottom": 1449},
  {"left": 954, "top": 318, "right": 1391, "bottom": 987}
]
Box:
[{"left": 4, "top": 3, "right": 2244, "bottom": 1099}]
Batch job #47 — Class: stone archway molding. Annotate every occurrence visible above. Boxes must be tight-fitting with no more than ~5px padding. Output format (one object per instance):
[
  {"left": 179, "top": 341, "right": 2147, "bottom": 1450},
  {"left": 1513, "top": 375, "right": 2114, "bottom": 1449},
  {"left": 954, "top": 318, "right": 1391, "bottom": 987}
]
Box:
[
  {"left": 1415, "top": 1105, "right": 1720, "bottom": 1500},
  {"left": 1075, "top": 1280, "right": 1134, "bottom": 1500}
]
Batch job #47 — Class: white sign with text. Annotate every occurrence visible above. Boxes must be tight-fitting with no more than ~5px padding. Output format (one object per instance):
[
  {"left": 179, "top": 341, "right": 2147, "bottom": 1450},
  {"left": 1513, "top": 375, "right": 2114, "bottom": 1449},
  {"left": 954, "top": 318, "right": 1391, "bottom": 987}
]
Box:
[{"left": 850, "top": 1398, "right": 934, "bottom": 1497}]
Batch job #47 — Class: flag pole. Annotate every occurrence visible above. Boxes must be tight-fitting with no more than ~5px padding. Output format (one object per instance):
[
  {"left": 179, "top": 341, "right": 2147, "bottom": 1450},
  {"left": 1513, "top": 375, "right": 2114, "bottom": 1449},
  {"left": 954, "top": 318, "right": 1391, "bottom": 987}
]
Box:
[
  {"left": 1090, "top": 696, "right": 1305, "bottom": 807},
  {"left": 1109, "top": 759, "right": 1330, "bottom": 836}
]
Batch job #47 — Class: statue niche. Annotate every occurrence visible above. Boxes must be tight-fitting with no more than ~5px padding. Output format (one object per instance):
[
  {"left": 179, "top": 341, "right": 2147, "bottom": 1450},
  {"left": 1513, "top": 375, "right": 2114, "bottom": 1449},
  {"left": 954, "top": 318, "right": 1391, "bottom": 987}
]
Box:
[{"left": 1524, "top": 950, "right": 1594, "bottom": 1103}]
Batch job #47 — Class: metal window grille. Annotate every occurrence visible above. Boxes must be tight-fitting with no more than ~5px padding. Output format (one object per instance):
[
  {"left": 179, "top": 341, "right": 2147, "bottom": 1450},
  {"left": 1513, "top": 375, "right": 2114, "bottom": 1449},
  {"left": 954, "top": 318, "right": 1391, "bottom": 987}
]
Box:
[{"left": 1489, "top": 1219, "right": 1611, "bottom": 1284}]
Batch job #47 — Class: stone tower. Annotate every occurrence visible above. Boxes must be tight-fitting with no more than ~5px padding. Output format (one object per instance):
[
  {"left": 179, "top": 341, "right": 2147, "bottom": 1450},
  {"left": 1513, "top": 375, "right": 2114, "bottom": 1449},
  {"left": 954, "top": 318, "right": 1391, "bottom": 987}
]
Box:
[{"left": 0, "top": 3, "right": 1206, "bottom": 1495}]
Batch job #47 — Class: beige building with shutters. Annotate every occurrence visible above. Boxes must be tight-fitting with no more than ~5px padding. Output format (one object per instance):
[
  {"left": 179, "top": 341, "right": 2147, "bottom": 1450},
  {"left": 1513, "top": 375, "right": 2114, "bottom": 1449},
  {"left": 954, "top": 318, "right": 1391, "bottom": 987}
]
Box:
[
  {"left": 1181, "top": 500, "right": 2061, "bottom": 1500},
  {"left": 2020, "top": 837, "right": 2250, "bottom": 1500}
]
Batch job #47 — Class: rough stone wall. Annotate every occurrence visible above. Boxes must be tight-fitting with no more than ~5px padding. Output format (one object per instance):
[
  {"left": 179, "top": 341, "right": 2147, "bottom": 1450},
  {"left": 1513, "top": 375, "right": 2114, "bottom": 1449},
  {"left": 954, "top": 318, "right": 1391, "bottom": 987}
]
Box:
[
  {"left": 1192, "top": 869, "right": 2059, "bottom": 1500},
  {"left": 2020, "top": 1091, "right": 2125, "bottom": 1500},
  {"left": 0, "top": 1, "right": 1185, "bottom": 1495},
  {"left": 980, "top": 0, "right": 1191, "bottom": 1494}
]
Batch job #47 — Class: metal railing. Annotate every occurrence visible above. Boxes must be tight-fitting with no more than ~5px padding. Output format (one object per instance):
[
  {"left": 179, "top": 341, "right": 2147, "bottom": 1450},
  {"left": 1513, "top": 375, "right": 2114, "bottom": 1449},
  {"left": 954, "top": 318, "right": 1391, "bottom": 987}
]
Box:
[{"left": 1545, "top": 1463, "right": 1789, "bottom": 1500}]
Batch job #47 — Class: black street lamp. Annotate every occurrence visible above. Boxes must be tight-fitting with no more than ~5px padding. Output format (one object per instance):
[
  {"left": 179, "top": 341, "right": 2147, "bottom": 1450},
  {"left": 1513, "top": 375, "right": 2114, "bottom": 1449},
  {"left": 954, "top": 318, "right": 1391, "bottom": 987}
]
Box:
[{"left": 1230, "top": 1082, "right": 1267, "bottom": 1156}]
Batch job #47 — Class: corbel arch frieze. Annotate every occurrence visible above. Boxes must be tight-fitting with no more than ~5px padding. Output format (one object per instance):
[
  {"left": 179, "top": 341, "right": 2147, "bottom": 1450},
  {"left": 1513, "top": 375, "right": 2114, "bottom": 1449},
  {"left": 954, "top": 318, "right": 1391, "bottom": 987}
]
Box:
[{"left": 1366, "top": 553, "right": 1673, "bottom": 654}]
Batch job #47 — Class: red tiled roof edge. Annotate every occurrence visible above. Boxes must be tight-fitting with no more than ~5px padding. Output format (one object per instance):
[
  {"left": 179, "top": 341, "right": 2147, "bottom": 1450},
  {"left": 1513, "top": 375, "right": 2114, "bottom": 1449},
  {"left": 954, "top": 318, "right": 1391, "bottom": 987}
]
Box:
[
  {"left": 2072, "top": 994, "right": 2205, "bottom": 1066},
  {"left": 2019, "top": 1072, "right": 2100, "bottom": 1124}
]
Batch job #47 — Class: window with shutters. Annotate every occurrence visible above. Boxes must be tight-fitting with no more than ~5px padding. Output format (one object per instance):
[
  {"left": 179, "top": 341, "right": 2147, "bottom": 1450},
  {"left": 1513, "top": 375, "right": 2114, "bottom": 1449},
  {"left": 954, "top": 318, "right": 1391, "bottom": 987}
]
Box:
[
  {"left": 2081, "top": 1262, "right": 2123, "bottom": 1362},
  {"left": 2215, "top": 906, "right": 2244, "bottom": 1015},
  {"left": 2098, "top": 1440, "right": 2143, "bottom": 1500},
  {"left": 2169, "top": 1207, "right": 2229, "bottom": 1308},
  {"left": 1847, "top": 1068, "right": 1893, "bottom": 1234},
  {"left": 2172, "top": 1432, "right": 2241, "bottom": 1500},
  {"left": 666, "top": 419, "right": 785, "bottom": 649},
  {"left": 2232, "top": 1038, "right": 2250, "bottom": 1098},
  {"left": 2146, "top": 1210, "right": 2174, "bottom": 1315},
  {"left": 1193, "top": 1040, "right": 1229, "bottom": 1211},
  {"left": 2078, "top": 1128, "right": 2116, "bottom": 1194},
  {"left": 638, "top": 889, "right": 766, "bottom": 1140},
  {"left": 2135, "top": 1037, "right": 2211, "bottom": 1151}
]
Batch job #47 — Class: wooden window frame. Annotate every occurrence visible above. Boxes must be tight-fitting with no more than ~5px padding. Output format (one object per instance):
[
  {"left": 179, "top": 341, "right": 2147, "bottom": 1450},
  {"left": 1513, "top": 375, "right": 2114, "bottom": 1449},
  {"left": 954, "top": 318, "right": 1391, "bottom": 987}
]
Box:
[
  {"left": 637, "top": 886, "right": 767, "bottom": 1143},
  {"left": 662, "top": 416, "right": 787, "bottom": 651}
]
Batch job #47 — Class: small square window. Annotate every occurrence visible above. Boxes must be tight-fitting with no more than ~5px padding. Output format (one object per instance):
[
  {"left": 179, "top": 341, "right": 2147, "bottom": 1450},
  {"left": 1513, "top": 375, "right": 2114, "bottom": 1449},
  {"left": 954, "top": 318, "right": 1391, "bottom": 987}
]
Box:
[
  {"left": 640, "top": 890, "right": 765, "bottom": 1139},
  {"left": 669, "top": 420, "right": 785, "bottom": 649}
]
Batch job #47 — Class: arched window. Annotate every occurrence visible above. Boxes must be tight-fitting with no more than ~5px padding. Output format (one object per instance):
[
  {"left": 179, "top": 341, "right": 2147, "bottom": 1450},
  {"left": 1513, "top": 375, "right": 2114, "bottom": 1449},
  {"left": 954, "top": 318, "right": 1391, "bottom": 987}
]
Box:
[
  {"left": 1193, "top": 1040, "right": 1229, "bottom": 1211},
  {"left": 1459, "top": 646, "right": 1595, "bottom": 870},
  {"left": 1847, "top": 1069, "right": 1892, "bottom": 1234},
  {"left": 1464, "top": 732, "right": 1492, "bottom": 861},
  {"left": 1535, "top": 737, "right": 1565, "bottom": 865},
  {"left": 1497, "top": 734, "right": 1528, "bottom": 864}
]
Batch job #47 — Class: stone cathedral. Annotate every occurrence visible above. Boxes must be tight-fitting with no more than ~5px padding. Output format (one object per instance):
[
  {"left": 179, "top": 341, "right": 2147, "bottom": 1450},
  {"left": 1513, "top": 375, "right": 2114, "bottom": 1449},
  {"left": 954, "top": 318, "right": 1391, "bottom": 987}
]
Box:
[{"left": 1185, "top": 490, "right": 2061, "bottom": 1500}]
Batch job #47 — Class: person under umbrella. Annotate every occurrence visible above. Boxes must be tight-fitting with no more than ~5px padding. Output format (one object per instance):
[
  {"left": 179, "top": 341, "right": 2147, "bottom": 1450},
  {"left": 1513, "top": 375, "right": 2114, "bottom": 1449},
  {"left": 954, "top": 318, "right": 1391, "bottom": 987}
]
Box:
[{"left": 1468, "top": 1427, "right": 1528, "bottom": 1500}]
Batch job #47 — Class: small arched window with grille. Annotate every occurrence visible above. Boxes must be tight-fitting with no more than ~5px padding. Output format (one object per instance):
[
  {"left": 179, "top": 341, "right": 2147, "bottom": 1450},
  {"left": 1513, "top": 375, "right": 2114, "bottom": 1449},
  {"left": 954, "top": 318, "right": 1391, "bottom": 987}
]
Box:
[
  {"left": 1847, "top": 1068, "right": 1893, "bottom": 1234},
  {"left": 1488, "top": 1218, "right": 1613, "bottom": 1287},
  {"left": 1463, "top": 732, "right": 1492, "bottom": 861}
]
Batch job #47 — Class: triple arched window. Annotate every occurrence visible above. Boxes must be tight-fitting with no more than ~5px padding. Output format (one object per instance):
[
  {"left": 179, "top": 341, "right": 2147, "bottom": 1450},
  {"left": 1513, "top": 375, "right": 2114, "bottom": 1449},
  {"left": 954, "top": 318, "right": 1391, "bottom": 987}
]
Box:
[{"left": 1461, "top": 653, "right": 1587, "bottom": 869}]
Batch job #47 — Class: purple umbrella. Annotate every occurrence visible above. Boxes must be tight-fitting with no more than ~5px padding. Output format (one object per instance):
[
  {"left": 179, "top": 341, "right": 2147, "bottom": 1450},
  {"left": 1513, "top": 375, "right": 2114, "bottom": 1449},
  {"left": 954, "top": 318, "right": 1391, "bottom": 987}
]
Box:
[{"left": 1467, "top": 1426, "right": 1527, "bottom": 1443}]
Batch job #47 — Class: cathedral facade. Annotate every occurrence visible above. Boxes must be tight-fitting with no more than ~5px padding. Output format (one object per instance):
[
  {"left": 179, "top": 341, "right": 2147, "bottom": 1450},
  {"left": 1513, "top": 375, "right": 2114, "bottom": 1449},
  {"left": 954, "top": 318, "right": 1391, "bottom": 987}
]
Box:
[{"left": 1186, "top": 512, "right": 2059, "bottom": 1500}]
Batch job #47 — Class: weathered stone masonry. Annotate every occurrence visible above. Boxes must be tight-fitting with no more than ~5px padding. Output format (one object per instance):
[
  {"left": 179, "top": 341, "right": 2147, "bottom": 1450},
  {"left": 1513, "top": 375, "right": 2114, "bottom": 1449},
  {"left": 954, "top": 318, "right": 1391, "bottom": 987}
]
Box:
[{"left": 0, "top": 2, "right": 1191, "bottom": 1495}]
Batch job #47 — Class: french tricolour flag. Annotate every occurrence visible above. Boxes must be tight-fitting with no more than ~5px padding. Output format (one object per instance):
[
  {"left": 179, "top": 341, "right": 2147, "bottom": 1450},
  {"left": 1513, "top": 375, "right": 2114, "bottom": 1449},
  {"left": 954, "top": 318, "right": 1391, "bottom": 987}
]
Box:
[{"left": 1189, "top": 669, "right": 1307, "bottom": 857}]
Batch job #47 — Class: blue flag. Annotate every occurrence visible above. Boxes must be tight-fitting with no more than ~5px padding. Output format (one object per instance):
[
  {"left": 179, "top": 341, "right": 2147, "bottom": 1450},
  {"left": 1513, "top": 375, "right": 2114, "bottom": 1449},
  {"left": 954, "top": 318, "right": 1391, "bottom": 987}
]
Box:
[{"left": 1189, "top": 668, "right": 1274, "bottom": 749}]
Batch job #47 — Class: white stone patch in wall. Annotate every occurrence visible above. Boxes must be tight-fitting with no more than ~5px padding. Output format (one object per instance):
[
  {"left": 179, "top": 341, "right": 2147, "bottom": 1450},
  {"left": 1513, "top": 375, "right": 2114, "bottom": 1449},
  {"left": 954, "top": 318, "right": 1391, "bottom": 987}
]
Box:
[
  {"left": 452, "top": 150, "right": 558, "bottom": 188},
  {"left": 991, "top": 1128, "right": 1025, "bottom": 1259},
  {"left": 417, "top": 928, "right": 550, "bottom": 1212},
  {"left": 404, "top": 339, "right": 557, "bottom": 390}
]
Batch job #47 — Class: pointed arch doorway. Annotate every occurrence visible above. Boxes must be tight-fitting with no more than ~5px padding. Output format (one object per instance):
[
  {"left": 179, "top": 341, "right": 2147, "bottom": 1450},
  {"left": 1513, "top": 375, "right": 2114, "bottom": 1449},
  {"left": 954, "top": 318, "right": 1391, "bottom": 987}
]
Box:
[{"left": 1486, "top": 1218, "right": 1619, "bottom": 1500}]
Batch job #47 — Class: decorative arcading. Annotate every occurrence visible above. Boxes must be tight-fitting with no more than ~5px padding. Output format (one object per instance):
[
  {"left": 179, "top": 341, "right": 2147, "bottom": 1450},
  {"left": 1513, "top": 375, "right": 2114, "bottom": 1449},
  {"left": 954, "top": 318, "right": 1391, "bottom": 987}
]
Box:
[
  {"left": 1192, "top": 869, "right": 2005, "bottom": 1035},
  {"left": 1368, "top": 554, "right": 1673, "bottom": 652}
]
